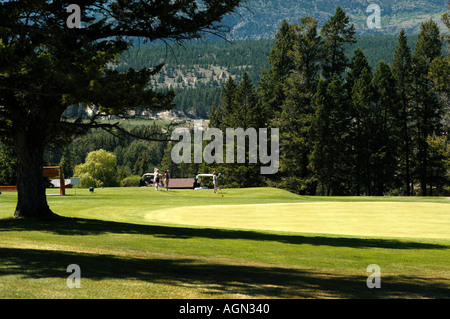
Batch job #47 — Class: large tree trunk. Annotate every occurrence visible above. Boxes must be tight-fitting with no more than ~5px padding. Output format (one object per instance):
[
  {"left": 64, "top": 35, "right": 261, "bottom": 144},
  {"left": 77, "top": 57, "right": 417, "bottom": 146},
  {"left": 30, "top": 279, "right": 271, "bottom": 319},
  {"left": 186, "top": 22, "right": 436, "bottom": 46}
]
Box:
[{"left": 13, "top": 129, "right": 59, "bottom": 219}]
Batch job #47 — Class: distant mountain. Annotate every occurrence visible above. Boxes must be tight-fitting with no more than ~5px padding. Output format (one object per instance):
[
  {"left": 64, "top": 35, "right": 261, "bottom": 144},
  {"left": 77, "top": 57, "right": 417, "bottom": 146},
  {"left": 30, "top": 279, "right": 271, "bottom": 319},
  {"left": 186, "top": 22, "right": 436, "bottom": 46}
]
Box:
[{"left": 222, "top": 0, "right": 448, "bottom": 39}]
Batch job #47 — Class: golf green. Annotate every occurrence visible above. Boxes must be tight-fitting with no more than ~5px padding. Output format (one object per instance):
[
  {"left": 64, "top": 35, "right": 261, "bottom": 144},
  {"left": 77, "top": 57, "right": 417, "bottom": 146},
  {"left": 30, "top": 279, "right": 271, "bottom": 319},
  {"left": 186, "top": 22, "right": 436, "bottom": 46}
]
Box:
[{"left": 146, "top": 201, "right": 450, "bottom": 238}]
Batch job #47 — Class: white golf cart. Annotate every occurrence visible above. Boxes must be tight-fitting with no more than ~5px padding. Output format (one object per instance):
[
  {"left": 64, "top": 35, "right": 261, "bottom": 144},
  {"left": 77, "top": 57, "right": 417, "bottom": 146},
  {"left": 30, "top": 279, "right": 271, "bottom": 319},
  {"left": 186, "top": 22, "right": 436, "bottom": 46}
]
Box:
[{"left": 139, "top": 173, "right": 155, "bottom": 187}]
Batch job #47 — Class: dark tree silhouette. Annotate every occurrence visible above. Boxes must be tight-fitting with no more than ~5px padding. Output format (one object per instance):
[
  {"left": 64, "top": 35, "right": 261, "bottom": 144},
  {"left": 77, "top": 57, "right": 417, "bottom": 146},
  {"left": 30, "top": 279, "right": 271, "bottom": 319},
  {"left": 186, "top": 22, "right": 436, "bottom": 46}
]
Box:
[{"left": 0, "top": 0, "right": 243, "bottom": 219}]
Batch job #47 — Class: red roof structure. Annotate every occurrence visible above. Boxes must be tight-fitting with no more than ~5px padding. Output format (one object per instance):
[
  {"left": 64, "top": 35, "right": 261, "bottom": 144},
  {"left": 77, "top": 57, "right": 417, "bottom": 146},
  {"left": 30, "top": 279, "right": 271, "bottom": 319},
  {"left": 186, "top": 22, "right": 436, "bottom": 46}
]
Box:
[{"left": 165, "top": 178, "right": 193, "bottom": 189}]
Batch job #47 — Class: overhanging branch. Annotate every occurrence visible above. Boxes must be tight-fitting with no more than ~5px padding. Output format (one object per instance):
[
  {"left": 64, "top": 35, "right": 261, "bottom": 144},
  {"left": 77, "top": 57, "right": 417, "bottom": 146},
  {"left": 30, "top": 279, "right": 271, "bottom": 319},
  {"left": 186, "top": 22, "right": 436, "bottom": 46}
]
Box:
[{"left": 57, "top": 117, "right": 178, "bottom": 143}]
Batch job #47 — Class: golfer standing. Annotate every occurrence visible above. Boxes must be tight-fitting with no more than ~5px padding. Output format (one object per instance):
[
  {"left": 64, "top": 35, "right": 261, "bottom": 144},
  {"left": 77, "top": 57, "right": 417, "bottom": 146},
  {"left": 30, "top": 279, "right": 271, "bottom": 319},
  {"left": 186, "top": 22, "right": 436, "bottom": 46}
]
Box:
[
  {"left": 213, "top": 171, "right": 219, "bottom": 194},
  {"left": 164, "top": 170, "right": 170, "bottom": 191},
  {"left": 154, "top": 168, "right": 160, "bottom": 191}
]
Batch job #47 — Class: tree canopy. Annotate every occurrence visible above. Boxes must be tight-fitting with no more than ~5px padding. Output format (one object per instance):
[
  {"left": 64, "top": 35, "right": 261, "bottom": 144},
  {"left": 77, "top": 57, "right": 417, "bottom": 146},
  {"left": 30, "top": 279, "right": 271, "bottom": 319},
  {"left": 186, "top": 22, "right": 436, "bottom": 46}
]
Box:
[
  {"left": 206, "top": 6, "right": 449, "bottom": 196},
  {"left": 74, "top": 149, "right": 119, "bottom": 188},
  {"left": 0, "top": 0, "right": 243, "bottom": 219}
]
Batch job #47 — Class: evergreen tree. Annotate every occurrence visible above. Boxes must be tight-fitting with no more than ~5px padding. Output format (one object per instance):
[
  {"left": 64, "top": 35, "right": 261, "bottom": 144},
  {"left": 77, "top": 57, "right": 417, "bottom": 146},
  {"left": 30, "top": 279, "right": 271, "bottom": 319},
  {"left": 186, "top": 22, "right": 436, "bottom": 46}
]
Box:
[
  {"left": 370, "top": 61, "right": 399, "bottom": 195},
  {"left": 426, "top": 136, "right": 450, "bottom": 194},
  {"left": 410, "top": 20, "right": 443, "bottom": 195},
  {"left": 430, "top": 3, "right": 450, "bottom": 136},
  {"left": 350, "top": 67, "right": 374, "bottom": 195},
  {"left": 222, "top": 72, "right": 263, "bottom": 187},
  {"left": 268, "top": 20, "right": 296, "bottom": 78},
  {"left": 347, "top": 49, "right": 374, "bottom": 195},
  {"left": 233, "top": 72, "right": 260, "bottom": 129},
  {"left": 257, "top": 20, "right": 295, "bottom": 119},
  {"left": 346, "top": 48, "right": 371, "bottom": 93},
  {"left": 208, "top": 72, "right": 268, "bottom": 188},
  {"left": 133, "top": 152, "right": 151, "bottom": 176},
  {"left": 276, "top": 17, "right": 321, "bottom": 194},
  {"left": 310, "top": 76, "right": 351, "bottom": 195},
  {"left": 0, "top": 0, "right": 242, "bottom": 219},
  {"left": 59, "top": 149, "right": 75, "bottom": 179},
  {"left": 392, "top": 29, "right": 413, "bottom": 195},
  {"left": 209, "top": 77, "right": 237, "bottom": 129},
  {"left": 320, "top": 7, "right": 356, "bottom": 79}
]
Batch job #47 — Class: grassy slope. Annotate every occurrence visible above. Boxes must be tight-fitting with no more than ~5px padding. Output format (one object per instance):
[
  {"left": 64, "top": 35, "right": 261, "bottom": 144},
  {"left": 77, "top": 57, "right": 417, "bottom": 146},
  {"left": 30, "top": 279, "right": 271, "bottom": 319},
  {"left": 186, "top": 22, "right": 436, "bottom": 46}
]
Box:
[{"left": 0, "top": 187, "right": 449, "bottom": 298}]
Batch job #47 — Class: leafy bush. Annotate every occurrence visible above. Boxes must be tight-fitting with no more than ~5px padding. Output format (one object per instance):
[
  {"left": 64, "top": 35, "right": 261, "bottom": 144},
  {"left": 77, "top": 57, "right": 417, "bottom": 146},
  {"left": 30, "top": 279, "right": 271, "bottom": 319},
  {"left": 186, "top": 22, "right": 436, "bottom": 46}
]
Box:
[
  {"left": 74, "top": 149, "right": 119, "bottom": 188},
  {"left": 121, "top": 175, "right": 142, "bottom": 187}
]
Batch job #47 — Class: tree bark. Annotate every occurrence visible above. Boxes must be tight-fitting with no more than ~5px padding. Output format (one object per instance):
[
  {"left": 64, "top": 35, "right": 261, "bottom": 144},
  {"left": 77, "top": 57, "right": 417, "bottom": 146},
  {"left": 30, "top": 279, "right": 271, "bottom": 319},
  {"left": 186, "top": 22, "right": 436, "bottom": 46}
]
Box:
[{"left": 13, "top": 128, "right": 59, "bottom": 219}]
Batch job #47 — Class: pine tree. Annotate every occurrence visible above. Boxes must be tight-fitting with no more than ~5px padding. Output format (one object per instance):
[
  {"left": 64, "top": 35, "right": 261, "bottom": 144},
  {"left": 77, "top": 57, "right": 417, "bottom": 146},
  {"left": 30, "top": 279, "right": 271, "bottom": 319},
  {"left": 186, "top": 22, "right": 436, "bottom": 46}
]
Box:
[
  {"left": 349, "top": 64, "right": 374, "bottom": 195},
  {"left": 346, "top": 48, "right": 371, "bottom": 93},
  {"left": 392, "top": 29, "right": 413, "bottom": 195},
  {"left": 234, "top": 72, "right": 261, "bottom": 129},
  {"left": 225, "top": 72, "right": 263, "bottom": 187},
  {"left": 320, "top": 7, "right": 356, "bottom": 79},
  {"left": 209, "top": 76, "right": 237, "bottom": 129},
  {"left": 410, "top": 20, "right": 443, "bottom": 195},
  {"left": 208, "top": 72, "right": 268, "bottom": 188},
  {"left": 264, "top": 20, "right": 295, "bottom": 83},
  {"left": 429, "top": 3, "right": 450, "bottom": 137},
  {"left": 1, "top": 0, "right": 243, "bottom": 219},
  {"left": 257, "top": 20, "right": 295, "bottom": 119},
  {"left": 59, "top": 149, "right": 75, "bottom": 179},
  {"left": 310, "top": 76, "right": 351, "bottom": 195},
  {"left": 426, "top": 136, "right": 450, "bottom": 194},
  {"left": 370, "top": 61, "right": 399, "bottom": 195},
  {"left": 346, "top": 48, "right": 379, "bottom": 195},
  {"left": 276, "top": 17, "right": 321, "bottom": 194},
  {"left": 133, "top": 152, "right": 151, "bottom": 176}
]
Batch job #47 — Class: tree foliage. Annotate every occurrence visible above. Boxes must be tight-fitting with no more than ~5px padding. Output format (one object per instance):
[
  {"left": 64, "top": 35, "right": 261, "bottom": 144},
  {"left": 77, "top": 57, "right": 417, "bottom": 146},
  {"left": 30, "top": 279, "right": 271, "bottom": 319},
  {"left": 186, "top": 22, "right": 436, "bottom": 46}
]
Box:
[
  {"left": 0, "top": 0, "right": 243, "bottom": 219},
  {"left": 74, "top": 149, "right": 119, "bottom": 188},
  {"left": 208, "top": 6, "right": 450, "bottom": 196}
]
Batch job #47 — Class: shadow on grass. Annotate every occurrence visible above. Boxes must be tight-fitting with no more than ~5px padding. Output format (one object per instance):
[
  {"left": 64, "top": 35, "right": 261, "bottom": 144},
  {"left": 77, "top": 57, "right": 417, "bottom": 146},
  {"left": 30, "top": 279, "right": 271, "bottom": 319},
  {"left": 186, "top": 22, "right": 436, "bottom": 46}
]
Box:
[
  {"left": 0, "top": 247, "right": 448, "bottom": 298},
  {"left": 0, "top": 217, "right": 447, "bottom": 250}
]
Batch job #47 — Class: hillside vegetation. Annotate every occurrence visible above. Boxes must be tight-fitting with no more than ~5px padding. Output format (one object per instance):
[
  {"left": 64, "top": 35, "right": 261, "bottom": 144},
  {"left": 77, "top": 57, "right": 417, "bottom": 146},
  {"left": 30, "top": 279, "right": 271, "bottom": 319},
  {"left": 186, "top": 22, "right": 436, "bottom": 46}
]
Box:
[
  {"left": 224, "top": 0, "right": 448, "bottom": 39},
  {"left": 114, "top": 34, "right": 419, "bottom": 117}
]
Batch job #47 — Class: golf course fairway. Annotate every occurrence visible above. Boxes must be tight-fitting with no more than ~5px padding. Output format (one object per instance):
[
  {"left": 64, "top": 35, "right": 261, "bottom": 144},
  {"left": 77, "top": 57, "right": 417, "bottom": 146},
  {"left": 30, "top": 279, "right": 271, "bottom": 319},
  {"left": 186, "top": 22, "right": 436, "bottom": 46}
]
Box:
[{"left": 0, "top": 187, "right": 449, "bottom": 299}]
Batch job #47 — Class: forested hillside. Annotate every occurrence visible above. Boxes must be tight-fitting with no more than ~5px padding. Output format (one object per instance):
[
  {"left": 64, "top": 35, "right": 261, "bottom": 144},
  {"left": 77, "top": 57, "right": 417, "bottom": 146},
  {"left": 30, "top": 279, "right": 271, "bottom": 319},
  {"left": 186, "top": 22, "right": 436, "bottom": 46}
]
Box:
[
  {"left": 112, "top": 34, "right": 419, "bottom": 118},
  {"left": 223, "top": 0, "right": 448, "bottom": 39}
]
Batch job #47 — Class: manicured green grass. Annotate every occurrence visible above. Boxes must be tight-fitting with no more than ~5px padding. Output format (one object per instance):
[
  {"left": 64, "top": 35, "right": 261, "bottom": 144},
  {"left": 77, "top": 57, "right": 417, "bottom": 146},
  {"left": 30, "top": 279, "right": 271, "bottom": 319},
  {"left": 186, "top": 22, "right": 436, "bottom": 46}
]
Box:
[{"left": 0, "top": 187, "right": 449, "bottom": 298}]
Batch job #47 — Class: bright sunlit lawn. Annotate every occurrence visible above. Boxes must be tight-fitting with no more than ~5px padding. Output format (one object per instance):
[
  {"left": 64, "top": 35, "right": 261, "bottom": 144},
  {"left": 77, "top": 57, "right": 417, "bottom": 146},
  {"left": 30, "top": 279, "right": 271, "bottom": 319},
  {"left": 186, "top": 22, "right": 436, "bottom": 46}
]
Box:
[{"left": 0, "top": 187, "right": 449, "bottom": 298}]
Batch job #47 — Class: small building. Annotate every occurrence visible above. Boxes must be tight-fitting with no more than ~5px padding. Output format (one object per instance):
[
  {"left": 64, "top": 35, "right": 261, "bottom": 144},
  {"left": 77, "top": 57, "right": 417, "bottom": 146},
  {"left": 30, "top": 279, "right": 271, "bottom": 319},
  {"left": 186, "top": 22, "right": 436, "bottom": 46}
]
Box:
[{"left": 164, "top": 178, "right": 193, "bottom": 189}]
